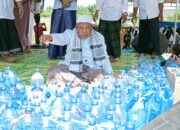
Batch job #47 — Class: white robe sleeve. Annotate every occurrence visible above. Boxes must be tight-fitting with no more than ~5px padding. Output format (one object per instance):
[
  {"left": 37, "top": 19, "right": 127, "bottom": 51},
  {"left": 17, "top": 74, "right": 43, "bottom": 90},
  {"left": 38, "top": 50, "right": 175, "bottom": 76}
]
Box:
[{"left": 51, "top": 29, "right": 73, "bottom": 46}]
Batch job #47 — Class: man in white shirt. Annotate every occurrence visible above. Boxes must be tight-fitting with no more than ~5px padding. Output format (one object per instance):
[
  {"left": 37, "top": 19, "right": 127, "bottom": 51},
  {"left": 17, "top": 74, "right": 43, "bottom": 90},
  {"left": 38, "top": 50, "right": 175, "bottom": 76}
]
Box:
[
  {"left": 40, "top": 15, "right": 113, "bottom": 87},
  {"left": 132, "top": 0, "right": 164, "bottom": 58},
  {"left": 0, "top": 0, "right": 23, "bottom": 63},
  {"left": 93, "top": 0, "right": 128, "bottom": 62}
]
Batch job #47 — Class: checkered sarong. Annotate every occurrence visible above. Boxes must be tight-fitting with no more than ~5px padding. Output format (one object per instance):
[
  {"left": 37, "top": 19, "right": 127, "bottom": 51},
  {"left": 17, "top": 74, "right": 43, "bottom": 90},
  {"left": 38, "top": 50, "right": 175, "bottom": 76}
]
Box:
[{"left": 98, "top": 19, "right": 121, "bottom": 58}]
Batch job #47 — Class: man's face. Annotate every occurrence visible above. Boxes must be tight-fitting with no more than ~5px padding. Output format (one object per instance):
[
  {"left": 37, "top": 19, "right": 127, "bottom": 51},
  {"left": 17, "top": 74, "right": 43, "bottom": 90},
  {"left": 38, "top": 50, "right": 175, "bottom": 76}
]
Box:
[
  {"left": 76, "top": 23, "right": 93, "bottom": 39},
  {"left": 61, "top": 0, "right": 72, "bottom": 7}
]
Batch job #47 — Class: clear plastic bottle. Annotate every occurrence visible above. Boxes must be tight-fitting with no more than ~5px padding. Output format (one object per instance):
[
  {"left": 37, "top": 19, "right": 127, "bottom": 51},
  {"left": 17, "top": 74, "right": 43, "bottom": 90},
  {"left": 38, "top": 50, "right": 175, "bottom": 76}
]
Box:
[
  {"left": 31, "top": 68, "right": 44, "bottom": 89},
  {"left": 61, "top": 105, "right": 74, "bottom": 130},
  {"left": 39, "top": 109, "right": 58, "bottom": 130},
  {"left": 77, "top": 87, "right": 91, "bottom": 111},
  {"left": 63, "top": 87, "right": 72, "bottom": 105},
  {"left": 51, "top": 91, "right": 64, "bottom": 121},
  {"left": 70, "top": 96, "right": 83, "bottom": 121},
  {"left": 13, "top": 106, "right": 40, "bottom": 130},
  {"left": 91, "top": 100, "right": 102, "bottom": 124},
  {"left": 31, "top": 69, "right": 44, "bottom": 106},
  {"left": 99, "top": 114, "right": 115, "bottom": 129},
  {"left": 0, "top": 77, "right": 11, "bottom": 107},
  {"left": 0, "top": 102, "right": 19, "bottom": 130},
  {"left": 83, "top": 105, "right": 96, "bottom": 127}
]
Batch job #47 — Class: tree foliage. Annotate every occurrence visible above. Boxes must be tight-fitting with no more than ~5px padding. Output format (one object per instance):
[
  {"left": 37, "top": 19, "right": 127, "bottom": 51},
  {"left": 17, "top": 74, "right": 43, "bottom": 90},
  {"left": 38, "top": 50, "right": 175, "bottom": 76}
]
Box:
[
  {"left": 165, "top": 10, "right": 180, "bottom": 22},
  {"left": 41, "top": 5, "right": 96, "bottom": 18},
  {"left": 41, "top": 7, "right": 52, "bottom": 17},
  {"left": 77, "top": 5, "right": 96, "bottom": 17}
]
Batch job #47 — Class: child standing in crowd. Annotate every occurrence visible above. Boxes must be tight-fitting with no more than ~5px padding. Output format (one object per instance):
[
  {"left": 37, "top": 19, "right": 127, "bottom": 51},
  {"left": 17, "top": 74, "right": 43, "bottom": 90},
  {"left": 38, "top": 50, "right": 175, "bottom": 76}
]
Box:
[{"left": 34, "top": 13, "right": 47, "bottom": 44}]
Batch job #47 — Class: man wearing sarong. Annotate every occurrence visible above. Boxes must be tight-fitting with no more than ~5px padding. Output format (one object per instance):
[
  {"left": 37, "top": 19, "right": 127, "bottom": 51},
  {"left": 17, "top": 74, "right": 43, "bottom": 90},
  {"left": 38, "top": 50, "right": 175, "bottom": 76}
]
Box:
[
  {"left": 132, "top": 0, "right": 164, "bottom": 58},
  {"left": 0, "top": 0, "right": 23, "bottom": 63},
  {"left": 40, "top": 15, "right": 113, "bottom": 87},
  {"left": 48, "top": 0, "right": 77, "bottom": 59},
  {"left": 93, "top": 0, "right": 128, "bottom": 62}
]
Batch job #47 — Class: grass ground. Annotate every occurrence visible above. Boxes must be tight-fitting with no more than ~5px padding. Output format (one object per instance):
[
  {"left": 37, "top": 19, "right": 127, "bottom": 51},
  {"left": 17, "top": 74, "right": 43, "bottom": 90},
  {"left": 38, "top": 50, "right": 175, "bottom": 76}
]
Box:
[{"left": 0, "top": 49, "right": 140, "bottom": 85}]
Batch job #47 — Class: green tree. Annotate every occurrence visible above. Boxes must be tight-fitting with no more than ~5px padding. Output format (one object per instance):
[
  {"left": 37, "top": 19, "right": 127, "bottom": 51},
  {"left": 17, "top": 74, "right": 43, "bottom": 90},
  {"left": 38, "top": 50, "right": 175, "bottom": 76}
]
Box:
[
  {"left": 165, "top": 10, "right": 180, "bottom": 22},
  {"left": 77, "top": 5, "right": 96, "bottom": 17},
  {"left": 87, "top": 5, "right": 96, "bottom": 16},
  {"left": 41, "top": 7, "right": 52, "bottom": 17}
]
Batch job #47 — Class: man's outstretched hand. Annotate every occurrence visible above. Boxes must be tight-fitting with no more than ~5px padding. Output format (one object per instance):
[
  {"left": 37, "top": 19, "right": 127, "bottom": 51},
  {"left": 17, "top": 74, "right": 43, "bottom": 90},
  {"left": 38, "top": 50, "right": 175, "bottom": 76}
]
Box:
[{"left": 39, "top": 35, "right": 53, "bottom": 44}]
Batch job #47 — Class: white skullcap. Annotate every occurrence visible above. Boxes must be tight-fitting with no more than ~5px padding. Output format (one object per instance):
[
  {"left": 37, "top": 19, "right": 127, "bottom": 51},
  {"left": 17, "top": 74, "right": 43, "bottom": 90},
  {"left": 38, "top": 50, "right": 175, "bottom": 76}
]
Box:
[{"left": 76, "top": 15, "right": 92, "bottom": 24}]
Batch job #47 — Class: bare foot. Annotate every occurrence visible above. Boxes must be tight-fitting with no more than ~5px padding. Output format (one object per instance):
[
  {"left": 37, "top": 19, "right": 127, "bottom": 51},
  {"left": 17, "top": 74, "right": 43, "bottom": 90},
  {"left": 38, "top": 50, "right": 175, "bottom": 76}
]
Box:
[
  {"left": 151, "top": 52, "right": 157, "bottom": 59},
  {"left": 0, "top": 54, "right": 17, "bottom": 63},
  {"left": 24, "top": 46, "right": 31, "bottom": 53}
]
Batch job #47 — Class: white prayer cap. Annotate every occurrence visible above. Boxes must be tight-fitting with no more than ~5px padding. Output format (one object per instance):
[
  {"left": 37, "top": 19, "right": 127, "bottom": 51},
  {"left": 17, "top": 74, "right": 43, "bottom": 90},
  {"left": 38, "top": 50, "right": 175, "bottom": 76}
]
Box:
[{"left": 76, "top": 15, "right": 92, "bottom": 24}]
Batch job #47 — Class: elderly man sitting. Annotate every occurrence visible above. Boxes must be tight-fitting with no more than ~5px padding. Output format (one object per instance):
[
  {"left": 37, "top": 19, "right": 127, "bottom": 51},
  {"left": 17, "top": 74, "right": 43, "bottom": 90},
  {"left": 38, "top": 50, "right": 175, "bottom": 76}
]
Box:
[{"left": 40, "top": 15, "right": 113, "bottom": 87}]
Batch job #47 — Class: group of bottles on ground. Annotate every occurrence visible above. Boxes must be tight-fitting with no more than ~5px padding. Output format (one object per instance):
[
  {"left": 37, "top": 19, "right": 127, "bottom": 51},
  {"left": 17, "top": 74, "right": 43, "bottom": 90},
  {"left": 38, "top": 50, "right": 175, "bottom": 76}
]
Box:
[{"left": 0, "top": 56, "right": 174, "bottom": 130}]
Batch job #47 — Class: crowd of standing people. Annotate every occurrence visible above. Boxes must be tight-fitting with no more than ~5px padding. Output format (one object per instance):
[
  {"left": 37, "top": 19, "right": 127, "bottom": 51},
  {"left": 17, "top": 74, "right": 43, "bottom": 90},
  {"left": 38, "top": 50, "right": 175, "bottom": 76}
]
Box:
[{"left": 1, "top": 0, "right": 178, "bottom": 63}]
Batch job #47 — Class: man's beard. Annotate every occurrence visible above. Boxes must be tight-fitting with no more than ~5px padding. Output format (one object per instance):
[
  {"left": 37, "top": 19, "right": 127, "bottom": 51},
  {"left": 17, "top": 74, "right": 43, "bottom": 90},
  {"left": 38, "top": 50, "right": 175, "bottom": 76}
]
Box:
[{"left": 80, "top": 35, "right": 89, "bottom": 39}]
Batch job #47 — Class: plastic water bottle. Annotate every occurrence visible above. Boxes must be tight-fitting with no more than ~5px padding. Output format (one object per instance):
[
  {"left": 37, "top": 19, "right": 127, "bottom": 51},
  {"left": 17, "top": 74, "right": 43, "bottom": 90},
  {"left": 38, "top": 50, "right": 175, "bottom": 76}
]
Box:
[
  {"left": 31, "top": 68, "right": 44, "bottom": 89},
  {"left": 39, "top": 109, "right": 58, "bottom": 130},
  {"left": 44, "top": 87, "right": 51, "bottom": 99},
  {"left": 127, "top": 98, "right": 147, "bottom": 130},
  {"left": 83, "top": 105, "right": 96, "bottom": 127},
  {"left": 138, "top": 53, "right": 147, "bottom": 69},
  {"left": 70, "top": 96, "right": 83, "bottom": 121},
  {"left": 51, "top": 91, "right": 64, "bottom": 121},
  {"left": 61, "top": 105, "right": 74, "bottom": 129},
  {"left": 16, "top": 78, "right": 27, "bottom": 102},
  {"left": 62, "top": 87, "right": 72, "bottom": 105},
  {"left": 8, "top": 70, "right": 17, "bottom": 86},
  {"left": 158, "top": 87, "right": 174, "bottom": 114},
  {"left": 77, "top": 87, "right": 91, "bottom": 111},
  {"left": 46, "top": 79, "right": 57, "bottom": 96},
  {"left": 31, "top": 69, "right": 44, "bottom": 106},
  {"left": 0, "top": 102, "right": 19, "bottom": 130},
  {"left": 91, "top": 100, "right": 101, "bottom": 124},
  {"left": 0, "top": 78, "right": 11, "bottom": 107},
  {"left": 13, "top": 106, "right": 40, "bottom": 130},
  {"left": 9, "top": 84, "right": 21, "bottom": 101},
  {"left": 99, "top": 114, "right": 115, "bottom": 129},
  {"left": 3, "top": 67, "right": 14, "bottom": 88}
]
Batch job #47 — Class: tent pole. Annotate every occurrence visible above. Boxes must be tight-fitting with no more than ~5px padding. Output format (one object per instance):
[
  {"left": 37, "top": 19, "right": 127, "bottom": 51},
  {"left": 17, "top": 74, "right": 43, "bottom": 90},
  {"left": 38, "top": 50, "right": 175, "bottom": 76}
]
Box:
[{"left": 173, "top": 0, "right": 179, "bottom": 45}]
